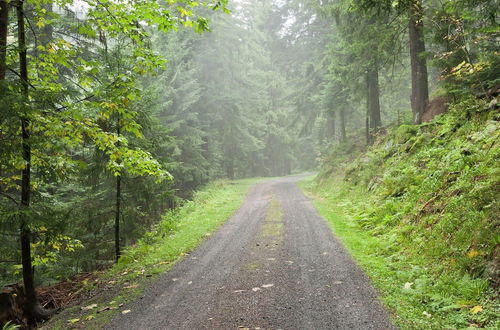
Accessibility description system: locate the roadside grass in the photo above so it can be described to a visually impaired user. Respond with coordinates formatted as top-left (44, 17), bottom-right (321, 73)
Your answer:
top-left (306, 98), bottom-right (499, 329)
top-left (300, 175), bottom-right (499, 329)
top-left (41, 178), bottom-right (261, 329)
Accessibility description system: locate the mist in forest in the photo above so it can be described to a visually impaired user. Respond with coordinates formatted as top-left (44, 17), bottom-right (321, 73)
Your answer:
top-left (0, 0), bottom-right (417, 290)
top-left (148, 0), bottom-right (415, 186)
top-left (2, 0), bottom-right (498, 323)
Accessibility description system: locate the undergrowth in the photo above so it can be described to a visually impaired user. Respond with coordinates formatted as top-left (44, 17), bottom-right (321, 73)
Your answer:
top-left (307, 97), bottom-right (499, 329)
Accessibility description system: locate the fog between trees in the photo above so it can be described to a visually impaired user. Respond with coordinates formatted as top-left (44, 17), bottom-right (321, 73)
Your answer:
top-left (0, 0), bottom-right (498, 322)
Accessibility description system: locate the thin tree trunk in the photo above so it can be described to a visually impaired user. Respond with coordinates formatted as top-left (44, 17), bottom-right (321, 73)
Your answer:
top-left (409, 0), bottom-right (429, 124)
top-left (318, 120), bottom-right (325, 145)
top-left (115, 118), bottom-right (121, 262)
top-left (16, 2), bottom-right (54, 321)
top-left (366, 61), bottom-right (381, 145)
top-left (0, 0), bottom-right (8, 80)
top-left (368, 61), bottom-right (381, 131)
top-left (115, 174), bottom-right (121, 261)
top-left (326, 112), bottom-right (335, 141)
top-left (365, 75), bottom-right (370, 145)
top-left (227, 156), bottom-right (234, 180)
top-left (284, 157), bottom-right (291, 175)
top-left (17, 0), bottom-right (37, 320)
top-left (339, 108), bottom-right (346, 142)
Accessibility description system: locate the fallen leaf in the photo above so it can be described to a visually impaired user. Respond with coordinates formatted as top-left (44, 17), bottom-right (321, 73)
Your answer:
top-left (467, 249), bottom-right (479, 258)
top-left (470, 305), bottom-right (483, 314)
top-left (68, 318), bottom-right (80, 324)
top-left (262, 284), bottom-right (274, 288)
top-left (403, 282), bottom-right (414, 290)
top-left (85, 315), bottom-right (95, 321)
top-left (122, 309), bottom-right (131, 314)
top-left (81, 303), bottom-right (97, 311)
top-left (422, 311), bottom-right (432, 318)
top-left (124, 284), bottom-right (139, 289)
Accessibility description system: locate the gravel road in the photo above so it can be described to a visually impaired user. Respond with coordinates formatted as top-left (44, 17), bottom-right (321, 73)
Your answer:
top-left (107, 175), bottom-right (394, 330)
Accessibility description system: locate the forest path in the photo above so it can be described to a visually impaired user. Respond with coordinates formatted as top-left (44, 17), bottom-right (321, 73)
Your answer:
top-left (107, 175), bottom-right (394, 330)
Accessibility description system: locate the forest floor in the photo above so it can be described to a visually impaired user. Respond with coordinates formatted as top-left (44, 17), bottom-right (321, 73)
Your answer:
top-left (102, 174), bottom-right (393, 330)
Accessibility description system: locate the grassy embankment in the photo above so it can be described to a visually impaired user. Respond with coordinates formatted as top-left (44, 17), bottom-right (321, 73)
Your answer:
top-left (43, 178), bottom-right (261, 329)
top-left (302, 98), bottom-right (499, 329)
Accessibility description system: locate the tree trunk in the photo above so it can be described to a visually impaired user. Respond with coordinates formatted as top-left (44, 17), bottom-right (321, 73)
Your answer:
top-left (283, 157), bottom-right (291, 175)
top-left (339, 108), bottom-right (346, 142)
top-left (365, 71), bottom-right (371, 145)
top-left (409, 0), bottom-right (429, 124)
top-left (368, 62), bottom-right (381, 131)
top-left (115, 174), bottom-right (121, 261)
top-left (17, 0), bottom-right (40, 321)
top-left (115, 119), bottom-right (121, 262)
top-left (226, 156), bottom-right (234, 180)
top-left (326, 112), bottom-right (335, 141)
top-left (366, 61), bottom-right (381, 145)
top-left (0, 0), bottom-right (8, 80)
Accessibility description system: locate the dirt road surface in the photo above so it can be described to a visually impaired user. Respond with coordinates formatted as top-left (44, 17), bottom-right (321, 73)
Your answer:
top-left (107, 175), bottom-right (394, 330)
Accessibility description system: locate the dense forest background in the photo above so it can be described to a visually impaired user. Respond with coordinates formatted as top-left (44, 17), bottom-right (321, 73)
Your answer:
top-left (0, 0), bottom-right (498, 324)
